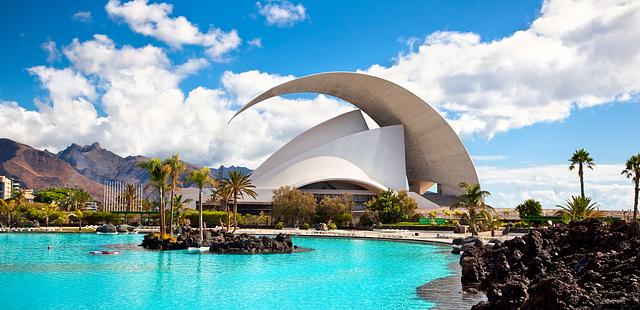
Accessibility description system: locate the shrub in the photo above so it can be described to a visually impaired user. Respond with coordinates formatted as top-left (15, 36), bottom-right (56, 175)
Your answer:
top-left (516, 199), bottom-right (543, 218)
top-left (274, 221), bottom-right (284, 230)
top-left (301, 223), bottom-right (310, 230)
top-left (317, 194), bottom-right (353, 227)
top-left (357, 212), bottom-right (376, 229)
top-left (272, 186), bottom-right (316, 227)
top-left (327, 221), bottom-right (337, 230)
top-left (184, 211), bottom-right (229, 227)
top-left (365, 190), bottom-right (417, 224)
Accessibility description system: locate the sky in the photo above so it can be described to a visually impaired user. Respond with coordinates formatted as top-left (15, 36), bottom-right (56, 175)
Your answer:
top-left (0, 0), bottom-right (639, 210)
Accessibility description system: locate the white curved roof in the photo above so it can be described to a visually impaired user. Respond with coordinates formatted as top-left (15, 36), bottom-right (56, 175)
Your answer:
top-left (252, 122), bottom-right (408, 192)
top-left (251, 109), bottom-right (369, 181)
top-left (231, 72), bottom-right (478, 195)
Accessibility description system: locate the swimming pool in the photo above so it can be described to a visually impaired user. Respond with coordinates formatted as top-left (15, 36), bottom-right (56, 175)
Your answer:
top-left (0, 233), bottom-right (456, 309)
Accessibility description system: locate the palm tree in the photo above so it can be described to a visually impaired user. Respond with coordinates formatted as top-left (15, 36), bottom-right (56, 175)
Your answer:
top-left (139, 158), bottom-right (171, 239)
top-left (215, 184), bottom-right (233, 230)
top-left (0, 199), bottom-right (16, 227)
top-left (450, 183), bottom-right (493, 236)
top-left (69, 210), bottom-right (84, 231)
top-left (219, 171), bottom-right (257, 233)
top-left (11, 189), bottom-right (26, 205)
top-left (622, 154), bottom-right (640, 222)
top-left (187, 167), bottom-right (215, 243)
top-left (569, 148), bottom-right (595, 198)
top-left (123, 184), bottom-right (138, 225)
top-left (42, 202), bottom-right (58, 227)
top-left (164, 154), bottom-right (186, 235)
top-left (172, 194), bottom-right (194, 228)
top-left (0, 199), bottom-right (8, 226)
top-left (556, 196), bottom-right (602, 221)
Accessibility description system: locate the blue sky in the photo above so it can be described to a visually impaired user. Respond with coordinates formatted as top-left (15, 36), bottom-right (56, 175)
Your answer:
top-left (1, 0), bottom-right (639, 209)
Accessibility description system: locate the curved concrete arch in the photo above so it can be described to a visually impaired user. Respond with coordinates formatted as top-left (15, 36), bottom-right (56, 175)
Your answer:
top-left (230, 72), bottom-right (478, 195)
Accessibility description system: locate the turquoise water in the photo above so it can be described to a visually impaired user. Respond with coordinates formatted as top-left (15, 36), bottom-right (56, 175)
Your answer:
top-left (0, 234), bottom-right (455, 309)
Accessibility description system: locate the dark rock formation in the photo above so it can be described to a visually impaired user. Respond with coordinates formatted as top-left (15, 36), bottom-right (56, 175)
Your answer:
top-left (140, 233), bottom-right (187, 250)
top-left (461, 220), bottom-right (640, 309)
top-left (140, 226), bottom-right (301, 254)
top-left (96, 224), bottom-right (116, 233)
top-left (208, 233), bottom-right (298, 254)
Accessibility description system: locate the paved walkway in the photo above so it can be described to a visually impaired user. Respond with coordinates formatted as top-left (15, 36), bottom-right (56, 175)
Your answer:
top-left (236, 228), bottom-right (523, 245)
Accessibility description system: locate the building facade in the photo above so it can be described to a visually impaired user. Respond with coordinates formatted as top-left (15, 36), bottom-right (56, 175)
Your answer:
top-left (0, 176), bottom-right (12, 200)
top-left (228, 72), bottom-right (479, 214)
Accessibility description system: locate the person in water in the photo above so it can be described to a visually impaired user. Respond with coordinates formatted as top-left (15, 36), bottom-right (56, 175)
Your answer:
top-left (48, 245), bottom-right (52, 251)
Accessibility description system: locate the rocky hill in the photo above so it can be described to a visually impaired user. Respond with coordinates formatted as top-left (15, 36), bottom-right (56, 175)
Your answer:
top-left (0, 139), bottom-right (104, 198)
top-left (0, 138), bottom-right (252, 200)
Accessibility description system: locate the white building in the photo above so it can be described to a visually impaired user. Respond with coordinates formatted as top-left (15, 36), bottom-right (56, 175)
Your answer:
top-left (228, 72), bottom-right (479, 213)
top-left (0, 176), bottom-right (11, 200)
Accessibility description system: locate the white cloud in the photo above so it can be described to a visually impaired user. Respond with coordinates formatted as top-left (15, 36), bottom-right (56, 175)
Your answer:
top-left (0, 35), bottom-right (350, 169)
top-left (364, 0), bottom-right (640, 138)
top-left (72, 11), bottom-right (93, 23)
top-left (40, 40), bottom-right (60, 63)
top-left (471, 155), bottom-right (508, 162)
top-left (105, 0), bottom-right (241, 60)
top-left (256, 0), bottom-right (307, 27)
top-left (477, 164), bottom-right (634, 210)
top-left (248, 38), bottom-right (263, 48)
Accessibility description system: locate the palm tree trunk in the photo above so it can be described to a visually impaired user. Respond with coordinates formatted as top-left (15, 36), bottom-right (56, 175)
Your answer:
top-left (579, 163), bottom-right (585, 198)
top-left (159, 189), bottom-right (166, 239)
top-left (634, 177), bottom-right (639, 222)
top-left (198, 188), bottom-right (204, 243)
top-left (470, 212), bottom-right (477, 236)
top-left (232, 196), bottom-right (238, 233)
top-left (169, 187), bottom-right (175, 235)
top-left (226, 204), bottom-right (231, 232)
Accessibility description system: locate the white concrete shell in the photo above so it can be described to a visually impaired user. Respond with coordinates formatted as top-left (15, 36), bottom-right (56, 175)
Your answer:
top-left (231, 72), bottom-right (478, 195)
top-left (251, 120), bottom-right (408, 192)
top-left (251, 109), bottom-right (369, 181)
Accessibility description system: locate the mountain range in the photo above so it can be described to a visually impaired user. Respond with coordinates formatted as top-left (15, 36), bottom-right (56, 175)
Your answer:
top-left (0, 138), bottom-right (251, 200)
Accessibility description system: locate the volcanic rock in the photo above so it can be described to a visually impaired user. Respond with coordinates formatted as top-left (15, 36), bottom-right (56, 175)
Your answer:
top-left (460, 219), bottom-right (640, 309)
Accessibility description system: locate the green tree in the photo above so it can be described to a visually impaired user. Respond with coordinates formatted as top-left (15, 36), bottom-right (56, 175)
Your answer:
top-left (0, 199), bottom-right (16, 226)
top-left (34, 188), bottom-right (70, 203)
top-left (41, 202), bottom-right (58, 227)
top-left (11, 189), bottom-right (26, 205)
top-left (219, 171), bottom-right (257, 233)
top-left (172, 194), bottom-right (194, 226)
top-left (515, 199), bottom-right (543, 218)
top-left (272, 186), bottom-right (316, 227)
top-left (164, 154), bottom-right (186, 235)
top-left (139, 158), bottom-right (171, 239)
top-left (622, 153), bottom-right (640, 222)
top-left (69, 210), bottom-right (85, 230)
top-left (397, 190), bottom-right (418, 220)
top-left (317, 193), bottom-right (353, 227)
top-left (123, 183), bottom-right (138, 224)
top-left (450, 183), bottom-right (493, 236)
top-left (556, 196), bottom-right (602, 221)
top-left (58, 189), bottom-right (91, 211)
top-left (365, 190), bottom-right (417, 224)
top-left (569, 148), bottom-right (595, 198)
top-left (187, 167), bottom-right (215, 242)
